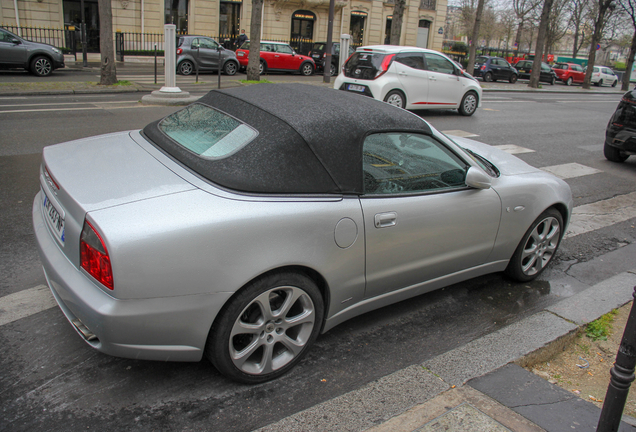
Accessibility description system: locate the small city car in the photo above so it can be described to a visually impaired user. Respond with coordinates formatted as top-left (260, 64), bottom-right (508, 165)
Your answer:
top-left (235, 41), bottom-right (315, 75)
top-left (553, 63), bottom-right (585, 85)
top-left (0, 27), bottom-right (65, 76)
top-left (33, 84), bottom-right (572, 384)
top-left (513, 60), bottom-right (557, 85)
top-left (176, 35), bottom-right (239, 76)
top-left (591, 66), bottom-right (618, 87)
top-left (473, 56), bottom-right (518, 83)
top-left (604, 89), bottom-right (636, 162)
top-left (309, 42), bottom-right (355, 76)
top-left (334, 46), bottom-right (483, 115)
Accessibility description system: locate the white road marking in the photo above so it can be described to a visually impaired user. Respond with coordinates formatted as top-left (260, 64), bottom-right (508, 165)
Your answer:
top-left (0, 107), bottom-right (102, 114)
top-left (442, 130), bottom-right (479, 138)
top-left (540, 162), bottom-right (602, 179)
top-left (566, 191), bottom-right (636, 238)
top-left (0, 285), bottom-right (56, 326)
top-left (0, 101), bottom-right (138, 108)
top-left (493, 144), bottom-right (535, 154)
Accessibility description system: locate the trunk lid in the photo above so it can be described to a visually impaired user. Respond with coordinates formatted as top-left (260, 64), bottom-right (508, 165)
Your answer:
top-left (38, 131), bottom-right (195, 268)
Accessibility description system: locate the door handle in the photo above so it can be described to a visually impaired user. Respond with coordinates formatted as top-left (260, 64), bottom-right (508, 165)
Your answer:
top-left (374, 212), bottom-right (397, 228)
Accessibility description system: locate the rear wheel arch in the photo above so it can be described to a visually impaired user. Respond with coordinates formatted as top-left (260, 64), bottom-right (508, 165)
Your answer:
top-left (207, 265), bottom-right (331, 337)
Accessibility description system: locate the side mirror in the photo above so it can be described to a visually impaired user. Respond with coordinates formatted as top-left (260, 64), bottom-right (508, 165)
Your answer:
top-left (11, 38), bottom-right (21, 45)
top-left (465, 166), bottom-right (492, 190)
top-left (292, 51), bottom-right (296, 56)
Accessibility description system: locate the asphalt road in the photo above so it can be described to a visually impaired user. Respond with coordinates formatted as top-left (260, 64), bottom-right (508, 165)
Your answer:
top-left (1, 89), bottom-right (635, 431)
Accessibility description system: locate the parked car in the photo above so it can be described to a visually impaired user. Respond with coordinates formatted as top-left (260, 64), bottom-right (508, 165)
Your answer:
top-left (604, 89), bottom-right (636, 162)
top-left (553, 63), bottom-right (585, 86)
top-left (235, 41), bottom-right (315, 75)
top-left (176, 35), bottom-right (239, 76)
top-left (309, 41), bottom-right (355, 76)
top-left (591, 66), bottom-right (618, 87)
top-left (33, 84), bottom-right (572, 384)
top-left (472, 56), bottom-right (518, 83)
top-left (0, 27), bottom-right (64, 76)
top-left (512, 60), bottom-right (557, 85)
top-left (334, 45), bottom-right (483, 115)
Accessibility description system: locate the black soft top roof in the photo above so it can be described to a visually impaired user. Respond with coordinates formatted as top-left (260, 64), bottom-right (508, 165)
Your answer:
top-left (143, 84), bottom-right (432, 194)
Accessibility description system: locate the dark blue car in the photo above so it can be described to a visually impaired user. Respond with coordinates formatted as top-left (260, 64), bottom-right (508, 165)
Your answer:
top-left (473, 56), bottom-right (518, 83)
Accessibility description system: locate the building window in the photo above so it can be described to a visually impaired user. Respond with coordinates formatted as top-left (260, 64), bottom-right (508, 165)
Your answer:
top-left (420, 0), bottom-right (436, 10)
top-left (165, 0), bottom-right (188, 33)
top-left (220, 1), bottom-right (241, 45)
top-left (63, 0), bottom-right (100, 52)
top-left (291, 10), bottom-right (315, 54)
top-left (350, 11), bottom-right (367, 47)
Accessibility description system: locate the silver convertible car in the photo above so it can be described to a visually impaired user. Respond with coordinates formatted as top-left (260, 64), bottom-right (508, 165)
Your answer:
top-left (33, 84), bottom-right (572, 383)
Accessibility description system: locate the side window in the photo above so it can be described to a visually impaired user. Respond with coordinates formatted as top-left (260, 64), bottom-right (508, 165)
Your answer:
top-left (362, 133), bottom-right (469, 195)
top-left (395, 52), bottom-right (425, 70)
top-left (200, 38), bottom-right (218, 49)
top-left (424, 53), bottom-right (455, 75)
top-left (191, 38), bottom-right (200, 48)
top-left (277, 44), bottom-right (293, 54)
top-left (261, 44), bottom-right (272, 52)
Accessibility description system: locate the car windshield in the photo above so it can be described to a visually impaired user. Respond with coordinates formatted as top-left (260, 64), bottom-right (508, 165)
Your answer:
top-left (343, 52), bottom-right (388, 79)
top-left (159, 104), bottom-right (258, 159)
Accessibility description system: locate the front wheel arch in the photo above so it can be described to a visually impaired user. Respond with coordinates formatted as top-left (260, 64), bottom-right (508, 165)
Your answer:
top-left (505, 207), bottom-right (564, 282)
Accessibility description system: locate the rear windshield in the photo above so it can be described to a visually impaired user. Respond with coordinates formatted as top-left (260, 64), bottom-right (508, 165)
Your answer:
top-left (475, 56), bottom-right (488, 64)
top-left (240, 41), bottom-right (251, 50)
top-left (613, 101), bottom-right (636, 129)
top-left (313, 43), bottom-right (326, 51)
top-left (344, 52), bottom-right (388, 79)
top-left (159, 104), bottom-right (258, 159)
top-left (554, 63), bottom-right (568, 69)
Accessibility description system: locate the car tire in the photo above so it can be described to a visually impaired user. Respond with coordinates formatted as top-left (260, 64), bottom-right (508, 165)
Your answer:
top-left (178, 61), bottom-right (194, 76)
top-left (550, 76), bottom-right (555, 85)
top-left (509, 74), bottom-right (517, 84)
top-left (330, 63), bottom-right (337, 76)
top-left (596, 79), bottom-right (603, 87)
top-left (505, 208), bottom-right (563, 282)
top-left (259, 60), bottom-right (266, 75)
top-left (224, 61), bottom-right (238, 76)
top-left (300, 62), bottom-right (314, 76)
top-left (206, 271), bottom-right (324, 384)
top-left (484, 72), bottom-right (493, 82)
top-left (604, 142), bottom-right (629, 163)
top-left (566, 77), bottom-right (573, 86)
top-left (384, 90), bottom-right (406, 108)
top-left (458, 91), bottom-right (478, 116)
top-left (30, 56), bottom-right (53, 77)
top-left (612, 79), bottom-right (617, 87)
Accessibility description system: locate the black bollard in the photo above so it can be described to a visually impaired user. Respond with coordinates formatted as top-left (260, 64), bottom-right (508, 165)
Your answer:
top-left (597, 287), bottom-right (636, 432)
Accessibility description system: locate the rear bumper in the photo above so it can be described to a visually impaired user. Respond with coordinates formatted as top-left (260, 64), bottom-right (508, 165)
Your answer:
top-left (606, 129), bottom-right (636, 153)
top-left (32, 191), bottom-right (233, 362)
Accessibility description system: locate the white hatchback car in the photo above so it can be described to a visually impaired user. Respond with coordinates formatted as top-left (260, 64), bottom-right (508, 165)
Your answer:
top-left (590, 66), bottom-right (618, 87)
top-left (334, 46), bottom-right (482, 116)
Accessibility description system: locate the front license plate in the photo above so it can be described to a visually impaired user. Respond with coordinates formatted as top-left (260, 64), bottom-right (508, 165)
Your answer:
top-left (347, 84), bottom-right (365, 92)
top-left (43, 190), bottom-right (65, 244)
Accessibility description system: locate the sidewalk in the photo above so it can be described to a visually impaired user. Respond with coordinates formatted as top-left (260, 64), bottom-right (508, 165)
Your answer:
top-left (255, 268), bottom-right (636, 432)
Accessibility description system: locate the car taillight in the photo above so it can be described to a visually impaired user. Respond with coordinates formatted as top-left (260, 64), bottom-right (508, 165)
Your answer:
top-left (176, 48), bottom-right (182, 55)
top-left (44, 165), bottom-right (59, 191)
top-left (323, 53), bottom-right (326, 58)
top-left (480, 65), bottom-right (486, 70)
top-left (80, 220), bottom-right (113, 290)
top-left (375, 54), bottom-right (395, 78)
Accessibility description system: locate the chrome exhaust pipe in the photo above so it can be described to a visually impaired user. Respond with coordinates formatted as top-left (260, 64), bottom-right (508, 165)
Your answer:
top-left (71, 318), bottom-right (98, 341)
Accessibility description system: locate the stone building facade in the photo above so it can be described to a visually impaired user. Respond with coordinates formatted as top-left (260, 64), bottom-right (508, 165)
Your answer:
top-left (1, 0), bottom-right (447, 51)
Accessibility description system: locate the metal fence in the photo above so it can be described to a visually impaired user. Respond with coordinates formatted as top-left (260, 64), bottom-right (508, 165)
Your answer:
top-left (1, 24), bottom-right (79, 54)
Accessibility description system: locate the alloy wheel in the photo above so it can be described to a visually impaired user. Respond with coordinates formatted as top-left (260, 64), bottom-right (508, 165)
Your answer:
top-left (519, 216), bottom-right (561, 277)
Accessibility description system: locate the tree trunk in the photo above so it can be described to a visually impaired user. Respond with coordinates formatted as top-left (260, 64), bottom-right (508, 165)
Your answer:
top-left (572, 24), bottom-right (580, 58)
top-left (390, 0), bottom-right (406, 45)
top-left (246, 0), bottom-right (264, 81)
top-left (515, 20), bottom-right (524, 52)
top-left (623, 29), bottom-right (636, 91)
top-left (98, 0), bottom-right (117, 85)
top-left (583, 0), bottom-right (613, 89)
top-left (466, 0), bottom-right (486, 76)
top-left (528, 0), bottom-right (553, 88)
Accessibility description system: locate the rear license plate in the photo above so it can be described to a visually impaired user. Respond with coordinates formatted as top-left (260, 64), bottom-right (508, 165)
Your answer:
top-left (43, 189), bottom-right (65, 244)
top-left (347, 84), bottom-right (365, 92)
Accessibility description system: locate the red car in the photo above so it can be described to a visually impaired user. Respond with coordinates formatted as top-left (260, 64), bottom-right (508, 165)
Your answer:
top-left (236, 41), bottom-right (315, 76)
top-left (553, 63), bottom-right (586, 86)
